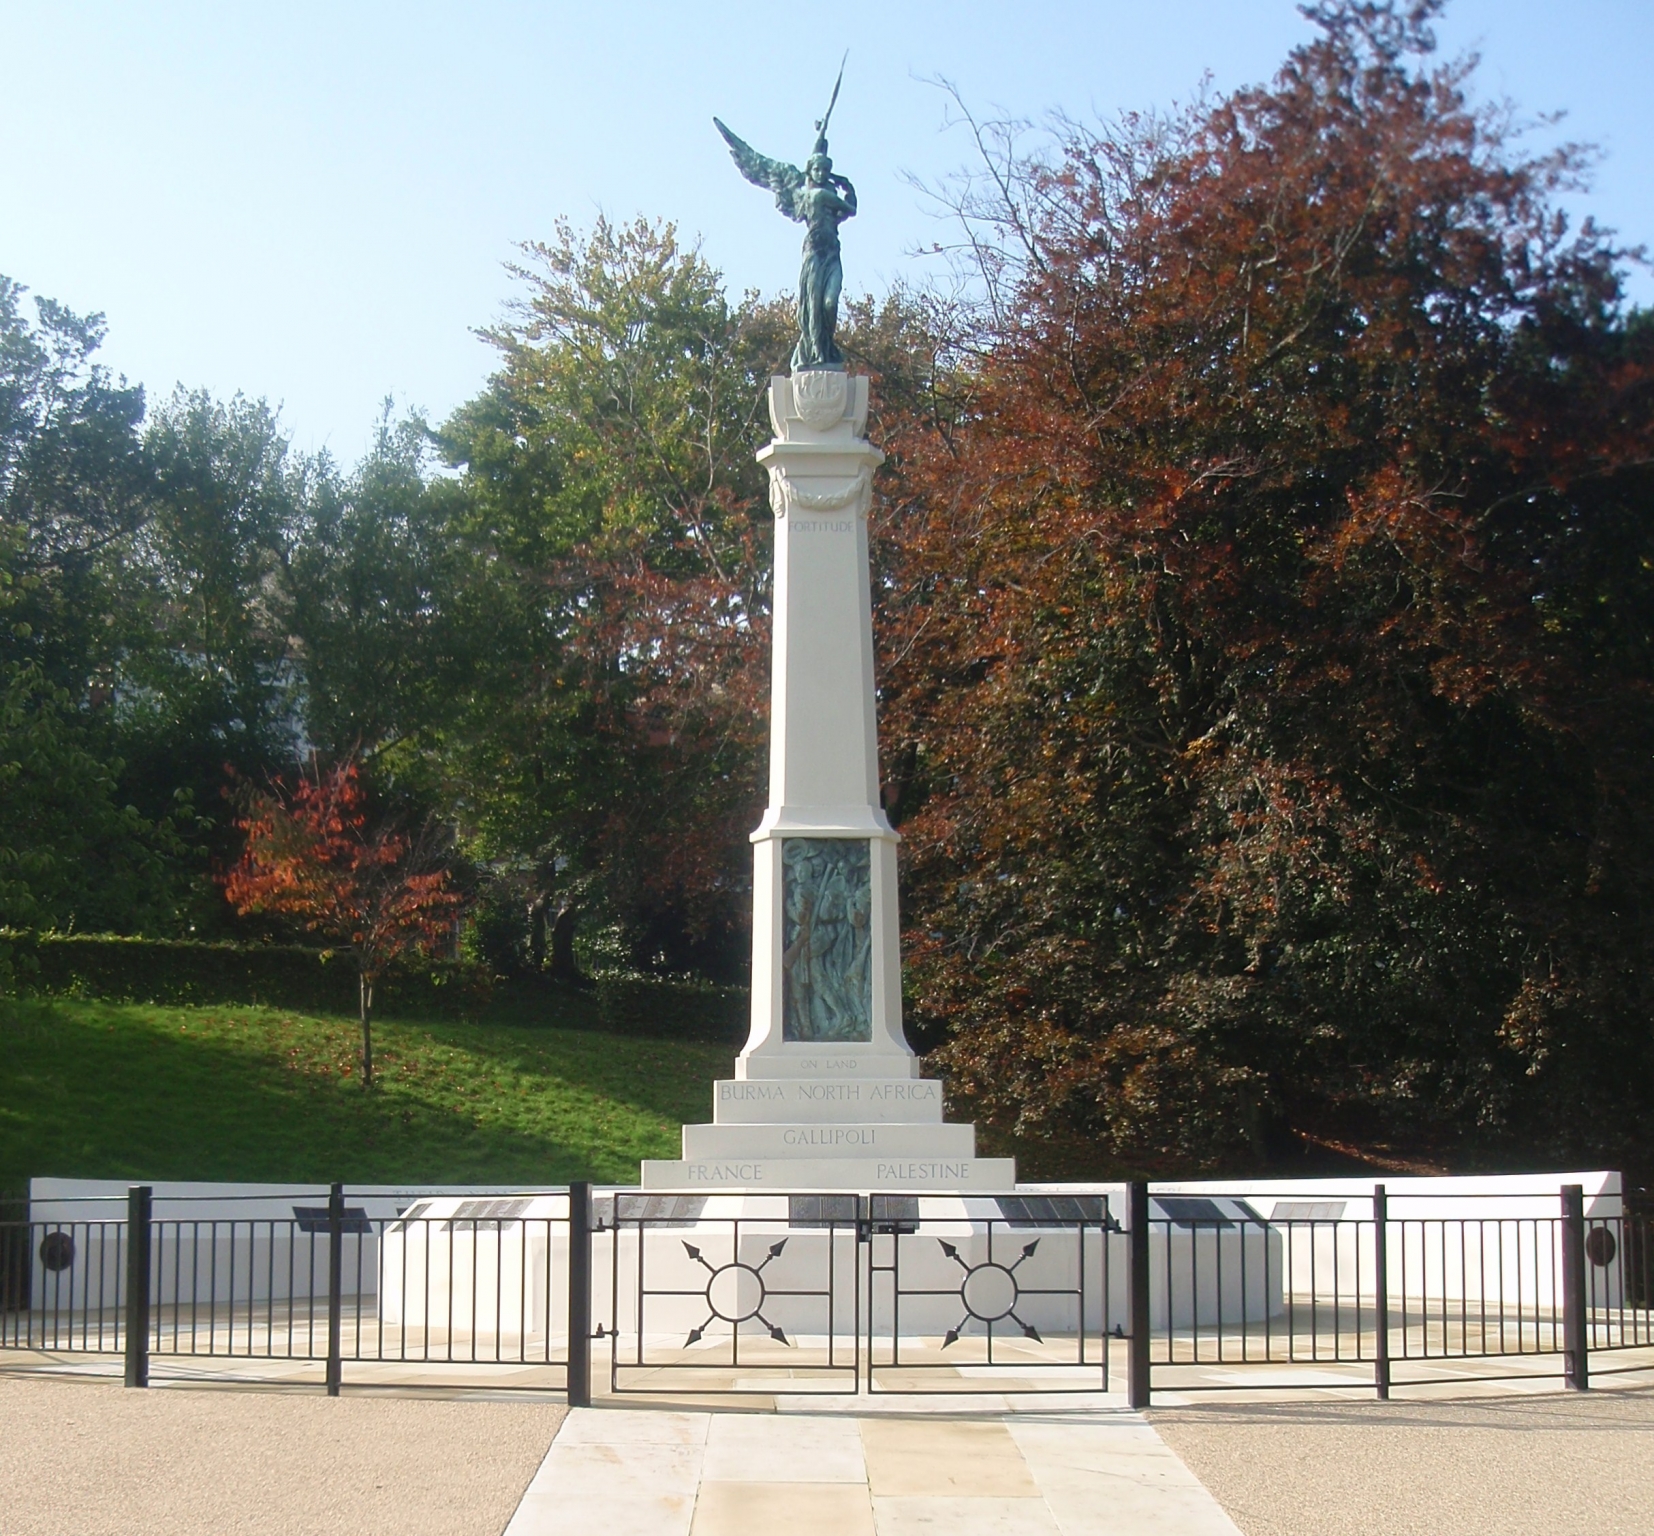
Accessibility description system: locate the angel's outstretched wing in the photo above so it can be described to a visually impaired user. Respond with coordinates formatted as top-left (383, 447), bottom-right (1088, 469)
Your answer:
top-left (714, 118), bottom-right (806, 222)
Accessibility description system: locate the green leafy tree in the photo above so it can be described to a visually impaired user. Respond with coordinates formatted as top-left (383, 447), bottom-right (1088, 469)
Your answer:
top-left (434, 218), bottom-right (790, 974)
top-left (0, 276), bottom-right (151, 696)
top-left (0, 661), bottom-right (185, 936)
top-left (286, 406), bottom-right (465, 761)
top-left (136, 388), bottom-right (307, 754)
top-left (0, 281), bottom-right (192, 941)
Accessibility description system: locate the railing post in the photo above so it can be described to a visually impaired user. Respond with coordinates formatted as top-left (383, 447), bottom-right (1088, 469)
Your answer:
top-left (123, 1185), bottom-right (152, 1389)
top-left (325, 1182), bottom-right (344, 1397)
top-left (566, 1181), bottom-right (592, 1408)
top-left (1127, 1180), bottom-right (1151, 1409)
top-left (1373, 1183), bottom-right (1390, 1400)
top-left (1561, 1183), bottom-right (1589, 1391)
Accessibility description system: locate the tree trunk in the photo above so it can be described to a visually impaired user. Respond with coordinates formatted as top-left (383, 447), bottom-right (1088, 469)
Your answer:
top-left (527, 895), bottom-right (548, 969)
top-left (549, 901), bottom-right (582, 982)
top-left (359, 971), bottom-right (374, 1090)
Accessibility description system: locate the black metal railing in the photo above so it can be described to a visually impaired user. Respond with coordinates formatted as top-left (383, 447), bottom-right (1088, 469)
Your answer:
top-left (3, 1180), bottom-right (1648, 1404)
top-left (2, 1185), bottom-right (581, 1398)
top-left (1582, 1204), bottom-right (1654, 1379)
top-left (1126, 1182), bottom-right (1654, 1403)
top-left (2, 1195), bottom-right (130, 1356)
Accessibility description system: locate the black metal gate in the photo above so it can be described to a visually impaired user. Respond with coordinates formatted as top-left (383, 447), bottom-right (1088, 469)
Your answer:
top-left (604, 1191), bottom-right (1119, 1396)
top-left (605, 1193), bottom-right (861, 1395)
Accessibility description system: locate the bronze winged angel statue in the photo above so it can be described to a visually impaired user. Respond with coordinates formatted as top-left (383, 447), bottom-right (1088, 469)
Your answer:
top-left (715, 70), bottom-right (856, 371)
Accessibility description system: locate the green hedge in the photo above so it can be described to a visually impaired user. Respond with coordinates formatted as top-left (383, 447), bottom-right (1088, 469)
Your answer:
top-left (565, 975), bottom-right (747, 1045)
top-left (2, 931), bottom-right (486, 1016)
top-left (0, 931), bottom-right (748, 1045)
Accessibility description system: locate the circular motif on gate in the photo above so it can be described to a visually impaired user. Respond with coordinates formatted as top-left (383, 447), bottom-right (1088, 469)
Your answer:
top-left (1585, 1227), bottom-right (1617, 1267)
top-left (39, 1231), bottom-right (75, 1272)
top-left (706, 1262), bottom-right (767, 1323)
top-left (960, 1261), bottom-right (1019, 1323)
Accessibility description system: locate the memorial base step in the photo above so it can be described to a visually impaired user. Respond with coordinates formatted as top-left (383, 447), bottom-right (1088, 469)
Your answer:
top-left (735, 1051), bottom-right (922, 1081)
top-left (711, 1077), bottom-right (944, 1124)
top-left (682, 1120), bottom-right (974, 1159)
top-left (638, 1155), bottom-right (1017, 1191)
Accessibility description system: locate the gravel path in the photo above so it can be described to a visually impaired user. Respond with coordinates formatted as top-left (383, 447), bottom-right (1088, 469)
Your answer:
top-left (1151, 1389), bottom-right (1654, 1536)
top-left (0, 1374), bottom-right (564, 1536)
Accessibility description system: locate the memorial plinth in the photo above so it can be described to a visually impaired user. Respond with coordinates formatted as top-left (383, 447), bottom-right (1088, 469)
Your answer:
top-left (642, 371), bottom-right (1015, 1192)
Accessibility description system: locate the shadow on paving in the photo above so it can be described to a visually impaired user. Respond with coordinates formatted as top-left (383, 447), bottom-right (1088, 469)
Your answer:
top-left (1155, 1387), bottom-right (1654, 1433)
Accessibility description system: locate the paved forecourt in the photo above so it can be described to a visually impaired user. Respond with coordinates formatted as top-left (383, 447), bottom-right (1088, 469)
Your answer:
top-left (504, 1398), bottom-right (1242, 1536)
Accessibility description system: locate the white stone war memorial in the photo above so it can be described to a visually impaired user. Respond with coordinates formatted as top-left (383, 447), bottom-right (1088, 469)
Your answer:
top-left (641, 370), bottom-right (1013, 1192)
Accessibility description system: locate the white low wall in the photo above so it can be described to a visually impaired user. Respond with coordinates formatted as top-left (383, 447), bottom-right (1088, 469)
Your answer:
top-left (26, 1180), bottom-right (510, 1314)
top-left (1157, 1172), bottom-right (1623, 1315)
top-left (373, 1190), bottom-right (1280, 1342)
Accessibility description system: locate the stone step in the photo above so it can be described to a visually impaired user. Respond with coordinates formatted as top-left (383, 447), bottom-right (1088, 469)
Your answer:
top-left (712, 1077), bottom-right (944, 1124)
top-left (682, 1121), bottom-right (974, 1159)
top-left (638, 1156), bottom-right (1018, 1192)
top-left (735, 1051), bottom-right (922, 1081)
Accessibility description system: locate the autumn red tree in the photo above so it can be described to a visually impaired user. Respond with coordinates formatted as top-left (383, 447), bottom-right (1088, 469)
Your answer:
top-left (225, 758), bottom-right (461, 1088)
top-left (872, 1), bottom-right (1654, 1174)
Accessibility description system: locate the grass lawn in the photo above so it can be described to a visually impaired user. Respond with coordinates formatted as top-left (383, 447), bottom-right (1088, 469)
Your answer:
top-left (0, 996), bottom-right (733, 1193)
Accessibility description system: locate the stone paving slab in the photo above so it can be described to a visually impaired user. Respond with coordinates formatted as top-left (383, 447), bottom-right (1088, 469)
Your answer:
top-left (692, 1481), bottom-right (875, 1534)
top-left (701, 1410), bottom-right (866, 1482)
top-left (862, 1417), bottom-right (1042, 1497)
top-left (503, 1404), bottom-right (1243, 1536)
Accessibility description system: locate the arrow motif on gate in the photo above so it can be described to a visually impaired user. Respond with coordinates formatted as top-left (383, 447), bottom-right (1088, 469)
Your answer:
top-left (938, 1238), bottom-right (1044, 1348)
top-left (682, 1238), bottom-right (793, 1347)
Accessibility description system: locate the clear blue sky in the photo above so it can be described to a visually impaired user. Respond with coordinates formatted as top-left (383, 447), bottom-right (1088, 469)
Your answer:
top-left (2, 1), bottom-right (1648, 461)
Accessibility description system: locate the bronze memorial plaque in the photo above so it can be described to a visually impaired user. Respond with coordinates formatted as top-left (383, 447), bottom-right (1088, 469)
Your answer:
top-left (781, 837), bottom-right (872, 1042)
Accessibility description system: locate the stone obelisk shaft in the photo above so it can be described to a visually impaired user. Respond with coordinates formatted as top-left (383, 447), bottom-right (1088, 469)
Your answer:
top-left (742, 370), bottom-right (911, 1077)
top-left (639, 371), bottom-right (1014, 1190)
